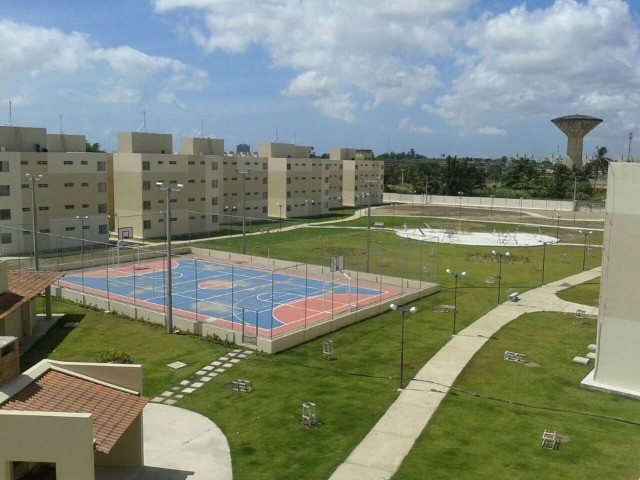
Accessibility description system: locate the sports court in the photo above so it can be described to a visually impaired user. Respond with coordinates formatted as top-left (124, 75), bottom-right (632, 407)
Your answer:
top-left (59, 256), bottom-right (400, 338)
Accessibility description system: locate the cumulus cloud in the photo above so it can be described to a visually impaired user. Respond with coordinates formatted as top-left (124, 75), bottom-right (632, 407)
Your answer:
top-left (0, 18), bottom-right (207, 107)
top-left (399, 117), bottom-right (435, 135)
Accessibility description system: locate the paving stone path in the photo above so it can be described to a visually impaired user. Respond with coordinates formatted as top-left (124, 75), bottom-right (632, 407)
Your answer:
top-left (150, 348), bottom-right (254, 405)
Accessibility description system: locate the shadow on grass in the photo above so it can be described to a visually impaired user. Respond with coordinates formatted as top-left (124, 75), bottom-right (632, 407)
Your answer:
top-left (20, 314), bottom-right (85, 372)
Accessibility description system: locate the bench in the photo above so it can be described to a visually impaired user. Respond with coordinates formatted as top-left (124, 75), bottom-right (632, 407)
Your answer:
top-left (484, 276), bottom-right (496, 284)
top-left (373, 222), bottom-right (385, 227)
top-left (506, 289), bottom-right (520, 302)
top-left (504, 351), bottom-right (526, 363)
top-left (232, 379), bottom-right (253, 393)
top-left (440, 304), bottom-right (455, 313)
top-left (541, 430), bottom-right (559, 449)
top-left (260, 227), bottom-right (271, 233)
top-left (573, 309), bottom-right (586, 325)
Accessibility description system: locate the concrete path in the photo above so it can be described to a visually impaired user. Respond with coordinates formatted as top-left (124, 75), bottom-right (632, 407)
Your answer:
top-left (96, 403), bottom-right (232, 480)
top-left (330, 267), bottom-right (601, 480)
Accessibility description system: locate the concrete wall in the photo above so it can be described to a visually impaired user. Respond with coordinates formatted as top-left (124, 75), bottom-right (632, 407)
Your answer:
top-left (180, 137), bottom-right (224, 156)
top-left (384, 192), bottom-right (575, 212)
top-left (0, 411), bottom-right (95, 480)
top-left (592, 163), bottom-right (640, 392)
top-left (118, 132), bottom-right (172, 154)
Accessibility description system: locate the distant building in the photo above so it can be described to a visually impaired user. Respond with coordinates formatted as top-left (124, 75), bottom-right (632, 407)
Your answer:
top-left (236, 143), bottom-right (250, 154)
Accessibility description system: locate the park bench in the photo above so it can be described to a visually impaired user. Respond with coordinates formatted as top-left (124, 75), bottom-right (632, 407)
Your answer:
top-left (484, 276), bottom-right (496, 284)
top-left (541, 430), bottom-right (559, 449)
top-left (504, 351), bottom-right (526, 363)
top-left (573, 309), bottom-right (586, 325)
top-left (373, 222), bottom-right (385, 227)
top-left (440, 304), bottom-right (455, 313)
top-left (506, 289), bottom-right (520, 302)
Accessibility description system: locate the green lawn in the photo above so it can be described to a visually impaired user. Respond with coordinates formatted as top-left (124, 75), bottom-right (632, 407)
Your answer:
top-left (556, 278), bottom-right (601, 307)
top-left (393, 312), bottom-right (640, 479)
top-left (23, 214), bottom-right (614, 479)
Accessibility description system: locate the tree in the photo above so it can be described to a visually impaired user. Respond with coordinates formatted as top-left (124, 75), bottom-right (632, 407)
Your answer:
top-left (86, 142), bottom-right (105, 153)
top-left (588, 146), bottom-right (611, 187)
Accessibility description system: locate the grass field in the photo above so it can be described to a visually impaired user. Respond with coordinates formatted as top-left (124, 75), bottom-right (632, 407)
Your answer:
top-left (21, 209), bottom-right (621, 480)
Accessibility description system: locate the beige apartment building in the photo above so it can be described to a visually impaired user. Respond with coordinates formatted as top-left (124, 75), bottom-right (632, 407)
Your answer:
top-left (331, 148), bottom-right (384, 207)
top-left (0, 126), bottom-right (110, 257)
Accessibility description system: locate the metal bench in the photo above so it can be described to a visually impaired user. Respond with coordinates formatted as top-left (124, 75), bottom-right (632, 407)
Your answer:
top-left (504, 351), bottom-right (526, 363)
top-left (541, 430), bottom-right (559, 449)
top-left (506, 289), bottom-right (520, 302)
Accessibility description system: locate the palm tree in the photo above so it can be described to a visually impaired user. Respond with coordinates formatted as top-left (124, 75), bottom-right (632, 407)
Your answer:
top-left (589, 146), bottom-right (611, 187)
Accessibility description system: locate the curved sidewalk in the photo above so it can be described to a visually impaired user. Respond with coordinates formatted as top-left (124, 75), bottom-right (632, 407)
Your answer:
top-left (330, 267), bottom-right (601, 480)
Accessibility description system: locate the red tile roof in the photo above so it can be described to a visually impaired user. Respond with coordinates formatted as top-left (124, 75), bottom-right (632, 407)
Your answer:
top-left (0, 271), bottom-right (63, 320)
top-left (1, 369), bottom-right (148, 453)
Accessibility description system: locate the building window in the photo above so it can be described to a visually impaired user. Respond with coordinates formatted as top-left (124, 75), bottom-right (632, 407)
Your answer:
top-left (37, 183), bottom-right (48, 188)
top-left (38, 206), bottom-right (49, 211)
top-left (65, 226), bottom-right (75, 232)
top-left (20, 160), bottom-right (28, 165)
top-left (212, 162), bottom-right (219, 170)
top-left (22, 207), bottom-right (29, 212)
top-left (188, 160), bottom-right (195, 165)
top-left (64, 182), bottom-right (74, 188)
top-left (143, 201), bottom-right (151, 211)
top-left (211, 214), bottom-right (219, 223)
top-left (21, 184), bottom-right (28, 189)
top-left (97, 161), bottom-right (106, 171)
top-left (143, 220), bottom-right (151, 230)
top-left (212, 197), bottom-right (219, 206)
top-left (0, 185), bottom-right (9, 196)
top-left (188, 179), bottom-right (195, 184)
top-left (65, 205), bottom-right (74, 210)
top-left (98, 224), bottom-right (108, 235)
top-left (98, 182), bottom-right (107, 193)
top-left (142, 161), bottom-right (150, 171)
top-left (0, 161), bottom-right (9, 172)
top-left (64, 160), bottom-right (74, 165)
top-left (81, 160), bottom-right (88, 165)
top-left (81, 182), bottom-right (89, 187)
top-left (98, 204), bottom-right (107, 214)
top-left (142, 181), bottom-right (151, 191)
top-left (169, 160), bottom-right (177, 165)
top-left (82, 204), bottom-right (89, 208)
top-left (0, 233), bottom-right (11, 244)
top-left (37, 160), bottom-right (47, 165)
top-left (211, 179), bottom-right (218, 188)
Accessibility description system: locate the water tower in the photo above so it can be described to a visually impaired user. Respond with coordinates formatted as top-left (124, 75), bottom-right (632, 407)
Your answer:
top-left (551, 114), bottom-right (603, 169)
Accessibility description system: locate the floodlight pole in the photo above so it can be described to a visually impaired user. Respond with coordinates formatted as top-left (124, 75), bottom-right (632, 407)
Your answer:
top-left (579, 230), bottom-right (593, 271)
top-left (541, 242), bottom-right (547, 285)
top-left (390, 303), bottom-right (417, 390)
top-left (305, 198), bottom-right (314, 226)
top-left (490, 194), bottom-right (495, 215)
top-left (338, 196), bottom-right (343, 222)
top-left (446, 268), bottom-right (466, 335)
top-left (457, 191), bottom-right (464, 231)
top-left (555, 214), bottom-right (561, 242)
top-left (76, 215), bottom-right (89, 300)
top-left (25, 173), bottom-right (43, 270)
top-left (156, 181), bottom-right (183, 333)
top-left (391, 203), bottom-right (396, 230)
top-left (277, 202), bottom-right (283, 231)
top-left (366, 178), bottom-right (380, 273)
top-left (236, 170), bottom-right (250, 255)
top-left (492, 250), bottom-right (510, 305)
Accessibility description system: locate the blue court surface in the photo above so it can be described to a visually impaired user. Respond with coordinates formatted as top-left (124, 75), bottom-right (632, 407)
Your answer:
top-left (59, 257), bottom-right (397, 334)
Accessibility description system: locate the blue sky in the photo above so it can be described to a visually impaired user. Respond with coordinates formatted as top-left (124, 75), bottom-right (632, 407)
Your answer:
top-left (1, 0), bottom-right (639, 159)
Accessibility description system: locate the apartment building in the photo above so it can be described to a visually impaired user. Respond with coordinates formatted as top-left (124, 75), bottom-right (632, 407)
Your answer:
top-left (0, 126), bottom-right (110, 257)
top-left (330, 148), bottom-right (384, 207)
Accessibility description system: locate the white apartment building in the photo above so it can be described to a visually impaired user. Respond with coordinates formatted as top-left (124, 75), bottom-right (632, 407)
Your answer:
top-left (0, 126), bottom-right (110, 257)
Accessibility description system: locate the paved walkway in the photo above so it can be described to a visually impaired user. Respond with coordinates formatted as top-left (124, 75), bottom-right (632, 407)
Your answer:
top-left (330, 267), bottom-right (601, 480)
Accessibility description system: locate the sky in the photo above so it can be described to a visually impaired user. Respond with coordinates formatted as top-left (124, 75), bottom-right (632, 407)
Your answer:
top-left (1, 0), bottom-right (639, 160)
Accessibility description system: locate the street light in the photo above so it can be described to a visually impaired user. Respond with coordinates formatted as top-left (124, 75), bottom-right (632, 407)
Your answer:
top-left (224, 205), bottom-right (236, 237)
top-left (492, 249), bottom-right (510, 305)
top-left (555, 214), bottom-right (561, 242)
top-left (541, 242), bottom-right (547, 285)
top-left (391, 203), bottom-right (397, 230)
top-left (519, 197), bottom-right (523, 221)
top-left (579, 230), bottom-right (593, 271)
top-left (366, 178), bottom-right (380, 273)
top-left (25, 173), bottom-right (43, 270)
top-left (156, 181), bottom-right (183, 334)
top-left (276, 202), bottom-right (283, 231)
top-left (338, 196), bottom-right (344, 222)
top-left (305, 199), bottom-right (315, 225)
top-left (76, 215), bottom-right (89, 299)
top-left (490, 194), bottom-right (495, 215)
top-left (457, 191), bottom-right (464, 231)
top-left (445, 268), bottom-right (467, 335)
top-left (236, 169), bottom-right (250, 255)
top-left (390, 303), bottom-right (417, 390)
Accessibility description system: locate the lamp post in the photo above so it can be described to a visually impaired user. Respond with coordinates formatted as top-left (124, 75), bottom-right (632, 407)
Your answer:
top-left (25, 173), bottom-right (43, 270)
top-left (555, 214), bottom-right (561, 242)
top-left (305, 199), bottom-right (315, 225)
top-left (492, 249), bottom-right (510, 305)
top-left (457, 191), bottom-right (464, 231)
top-left (76, 215), bottom-right (89, 298)
top-left (541, 242), bottom-right (547, 285)
top-left (445, 268), bottom-right (466, 335)
top-left (519, 197), bottom-right (523, 221)
top-left (276, 202), bottom-right (283, 231)
top-left (365, 178), bottom-right (380, 273)
top-left (390, 303), bottom-right (417, 390)
top-left (224, 205), bottom-right (236, 237)
top-left (579, 230), bottom-right (593, 271)
top-left (156, 181), bottom-right (183, 334)
top-left (236, 169), bottom-right (250, 255)
top-left (573, 175), bottom-right (577, 222)
top-left (490, 194), bottom-right (495, 216)
top-left (391, 203), bottom-right (396, 230)
top-left (338, 196), bottom-right (344, 222)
